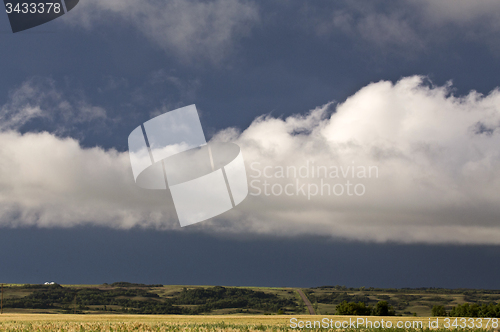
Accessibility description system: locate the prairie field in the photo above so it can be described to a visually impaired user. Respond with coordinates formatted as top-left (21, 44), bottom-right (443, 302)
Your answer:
top-left (2, 284), bottom-right (500, 331)
top-left (3, 283), bottom-right (500, 317)
top-left (0, 314), bottom-right (496, 332)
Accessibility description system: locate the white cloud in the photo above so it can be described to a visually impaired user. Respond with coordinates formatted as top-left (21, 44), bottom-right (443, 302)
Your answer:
top-left (65, 0), bottom-right (259, 62)
top-left (0, 131), bottom-right (177, 229)
top-left (210, 76), bottom-right (500, 244)
top-left (3, 76), bottom-right (500, 244)
top-left (0, 78), bottom-right (107, 134)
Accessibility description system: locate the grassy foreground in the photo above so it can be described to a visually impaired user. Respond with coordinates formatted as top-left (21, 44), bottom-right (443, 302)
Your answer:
top-left (0, 315), bottom-right (497, 332)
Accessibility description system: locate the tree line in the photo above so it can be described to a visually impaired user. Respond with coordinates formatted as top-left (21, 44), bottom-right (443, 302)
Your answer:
top-left (335, 301), bottom-right (395, 316)
top-left (4, 284), bottom-right (297, 314)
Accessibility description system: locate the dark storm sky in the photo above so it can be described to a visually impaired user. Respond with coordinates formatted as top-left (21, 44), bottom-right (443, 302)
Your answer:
top-left (1, 0), bottom-right (500, 288)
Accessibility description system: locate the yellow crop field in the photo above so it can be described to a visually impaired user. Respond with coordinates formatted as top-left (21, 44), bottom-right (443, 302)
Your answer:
top-left (0, 314), bottom-right (494, 332)
top-left (0, 314), bottom-right (287, 332)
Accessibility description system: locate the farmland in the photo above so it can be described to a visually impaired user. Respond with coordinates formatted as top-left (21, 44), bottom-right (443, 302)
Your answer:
top-left (305, 286), bottom-right (500, 317)
top-left (0, 283), bottom-right (304, 315)
top-left (0, 314), bottom-right (499, 332)
top-left (1, 283), bottom-right (500, 317)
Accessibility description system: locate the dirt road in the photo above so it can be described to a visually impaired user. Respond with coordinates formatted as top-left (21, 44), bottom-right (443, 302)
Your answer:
top-left (296, 289), bottom-right (315, 315)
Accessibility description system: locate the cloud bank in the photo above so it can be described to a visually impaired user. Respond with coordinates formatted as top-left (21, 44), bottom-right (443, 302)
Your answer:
top-left (2, 76), bottom-right (500, 244)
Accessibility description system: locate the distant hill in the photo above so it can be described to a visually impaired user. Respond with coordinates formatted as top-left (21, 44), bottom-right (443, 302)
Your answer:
top-left (0, 284), bottom-right (301, 315)
top-left (2, 283), bottom-right (500, 317)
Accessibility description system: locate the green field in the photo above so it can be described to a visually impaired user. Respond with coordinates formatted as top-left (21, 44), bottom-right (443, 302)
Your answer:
top-left (0, 283), bottom-right (306, 315)
top-left (1, 283), bottom-right (500, 317)
top-left (305, 286), bottom-right (500, 317)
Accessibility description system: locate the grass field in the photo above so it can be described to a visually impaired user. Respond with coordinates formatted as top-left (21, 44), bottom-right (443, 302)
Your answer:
top-left (0, 284), bottom-right (306, 315)
top-left (305, 287), bottom-right (500, 316)
top-left (0, 314), bottom-right (498, 331)
top-left (2, 283), bottom-right (500, 318)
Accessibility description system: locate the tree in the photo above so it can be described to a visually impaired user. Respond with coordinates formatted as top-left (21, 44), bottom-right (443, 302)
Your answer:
top-left (432, 305), bottom-right (447, 317)
top-left (336, 301), bottom-right (372, 315)
top-left (372, 301), bottom-right (395, 316)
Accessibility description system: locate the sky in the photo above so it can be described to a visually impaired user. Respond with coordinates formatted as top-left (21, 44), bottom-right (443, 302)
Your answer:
top-left (1, 0), bottom-right (500, 288)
